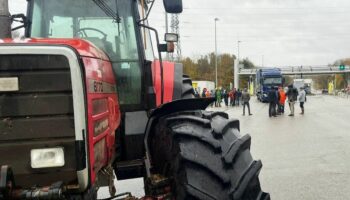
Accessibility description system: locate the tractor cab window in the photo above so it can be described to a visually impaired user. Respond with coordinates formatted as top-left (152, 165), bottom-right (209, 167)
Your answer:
top-left (30, 0), bottom-right (142, 107)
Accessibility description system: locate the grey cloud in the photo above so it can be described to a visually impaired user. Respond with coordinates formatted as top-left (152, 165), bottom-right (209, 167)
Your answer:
top-left (9, 0), bottom-right (350, 66)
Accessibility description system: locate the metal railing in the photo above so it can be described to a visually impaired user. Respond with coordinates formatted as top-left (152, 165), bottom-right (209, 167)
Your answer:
top-left (238, 65), bottom-right (350, 75)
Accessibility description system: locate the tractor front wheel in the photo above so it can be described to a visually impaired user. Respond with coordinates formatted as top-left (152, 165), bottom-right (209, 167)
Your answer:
top-left (150, 111), bottom-right (269, 200)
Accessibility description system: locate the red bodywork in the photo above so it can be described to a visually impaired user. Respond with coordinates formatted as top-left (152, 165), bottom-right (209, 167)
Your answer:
top-left (0, 38), bottom-right (121, 184)
top-left (152, 60), bottom-right (176, 106)
top-left (83, 56), bottom-right (120, 183)
top-left (0, 38), bottom-right (180, 187)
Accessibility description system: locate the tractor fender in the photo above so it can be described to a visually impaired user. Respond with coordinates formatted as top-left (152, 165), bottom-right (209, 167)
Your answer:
top-left (144, 97), bottom-right (215, 177)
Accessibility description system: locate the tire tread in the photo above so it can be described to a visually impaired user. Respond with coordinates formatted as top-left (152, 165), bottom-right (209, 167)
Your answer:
top-left (150, 111), bottom-right (269, 200)
top-left (182, 75), bottom-right (195, 99)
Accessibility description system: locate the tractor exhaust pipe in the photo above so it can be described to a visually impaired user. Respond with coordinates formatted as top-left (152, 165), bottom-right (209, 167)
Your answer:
top-left (0, 0), bottom-right (11, 38)
top-left (11, 182), bottom-right (65, 200)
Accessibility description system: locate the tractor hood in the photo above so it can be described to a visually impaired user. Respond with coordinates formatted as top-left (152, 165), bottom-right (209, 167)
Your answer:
top-left (0, 38), bottom-right (110, 61)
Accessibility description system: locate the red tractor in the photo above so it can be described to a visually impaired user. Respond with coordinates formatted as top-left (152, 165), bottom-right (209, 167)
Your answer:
top-left (0, 0), bottom-right (269, 199)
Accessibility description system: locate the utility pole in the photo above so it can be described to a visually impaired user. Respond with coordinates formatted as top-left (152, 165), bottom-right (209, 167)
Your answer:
top-left (165, 12), bottom-right (169, 60)
top-left (0, 0), bottom-right (11, 38)
top-left (214, 18), bottom-right (219, 88)
top-left (170, 14), bottom-right (181, 61)
top-left (237, 41), bottom-right (241, 63)
top-left (334, 74), bottom-right (337, 92)
top-left (234, 41), bottom-right (241, 89)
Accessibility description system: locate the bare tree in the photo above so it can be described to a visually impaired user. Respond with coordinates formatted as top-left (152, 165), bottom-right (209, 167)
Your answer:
top-left (0, 0), bottom-right (11, 38)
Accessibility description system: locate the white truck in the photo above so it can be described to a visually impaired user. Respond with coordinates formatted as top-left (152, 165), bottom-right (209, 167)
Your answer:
top-left (293, 79), bottom-right (313, 94)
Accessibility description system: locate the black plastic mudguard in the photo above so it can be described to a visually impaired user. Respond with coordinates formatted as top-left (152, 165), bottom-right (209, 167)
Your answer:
top-left (149, 97), bottom-right (214, 118)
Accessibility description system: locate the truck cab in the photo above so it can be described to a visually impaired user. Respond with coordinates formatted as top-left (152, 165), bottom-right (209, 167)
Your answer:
top-left (256, 68), bottom-right (283, 102)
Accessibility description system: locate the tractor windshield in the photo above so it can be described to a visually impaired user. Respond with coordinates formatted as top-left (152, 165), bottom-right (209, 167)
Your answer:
top-left (30, 0), bottom-right (142, 107)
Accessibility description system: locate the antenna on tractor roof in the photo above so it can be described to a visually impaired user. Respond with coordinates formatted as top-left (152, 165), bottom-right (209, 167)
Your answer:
top-left (92, 0), bottom-right (121, 23)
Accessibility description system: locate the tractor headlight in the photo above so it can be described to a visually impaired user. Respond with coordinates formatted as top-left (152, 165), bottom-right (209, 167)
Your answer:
top-left (31, 147), bottom-right (65, 168)
top-left (263, 93), bottom-right (268, 97)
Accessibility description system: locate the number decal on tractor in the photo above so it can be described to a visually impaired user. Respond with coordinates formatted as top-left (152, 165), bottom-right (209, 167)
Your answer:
top-left (94, 81), bottom-right (103, 93)
top-left (89, 79), bottom-right (116, 94)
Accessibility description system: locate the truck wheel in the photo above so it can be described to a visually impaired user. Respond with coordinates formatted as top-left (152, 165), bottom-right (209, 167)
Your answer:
top-left (150, 111), bottom-right (269, 200)
top-left (182, 74), bottom-right (194, 99)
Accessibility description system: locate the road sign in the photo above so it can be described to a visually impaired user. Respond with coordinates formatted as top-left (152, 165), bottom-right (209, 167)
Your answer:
top-left (339, 65), bottom-right (345, 70)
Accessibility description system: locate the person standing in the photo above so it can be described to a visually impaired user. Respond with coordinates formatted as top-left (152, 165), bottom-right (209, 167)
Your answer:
top-left (202, 88), bottom-right (207, 98)
top-left (299, 87), bottom-right (306, 114)
top-left (210, 90), bottom-right (216, 107)
top-left (286, 84), bottom-right (298, 116)
top-left (268, 87), bottom-right (278, 117)
top-left (205, 89), bottom-right (211, 98)
top-left (278, 87), bottom-right (286, 114)
top-left (229, 89), bottom-right (234, 106)
top-left (236, 89), bottom-right (242, 106)
top-left (194, 88), bottom-right (200, 98)
top-left (216, 88), bottom-right (222, 107)
top-left (232, 88), bottom-right (237, 106)
top-left (223, 89), bottom-right (229, 107)
top-left (275, 86), bottom-right (280, 114)
top-left (242, 88), bottom-right (252, 116)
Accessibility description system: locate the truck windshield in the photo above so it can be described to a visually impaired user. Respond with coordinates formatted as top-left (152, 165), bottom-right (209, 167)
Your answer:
top-left (263, 77), bottom-right (282, 85)
top-left (30, 0), bottom-right (142, 107)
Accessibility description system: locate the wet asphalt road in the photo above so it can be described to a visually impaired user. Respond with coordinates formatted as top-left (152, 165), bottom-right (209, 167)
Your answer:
top-left (98, 95), bottom-right (350, 200)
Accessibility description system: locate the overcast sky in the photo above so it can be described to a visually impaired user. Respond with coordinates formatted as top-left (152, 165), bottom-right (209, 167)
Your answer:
top-left (9, 0), bottom-right (350, 67)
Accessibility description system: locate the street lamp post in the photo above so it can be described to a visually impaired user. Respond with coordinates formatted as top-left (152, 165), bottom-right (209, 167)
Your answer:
top-left (214, 18), bottom-right (219, 88)
top-left (234, 40), bottom-right (242, 89)
top-left (237, 40), bottom-right (241, 62)
top-left (0, 0), bottom-right (11, 38)
top-left (165, 12), bottom-right (169, 60)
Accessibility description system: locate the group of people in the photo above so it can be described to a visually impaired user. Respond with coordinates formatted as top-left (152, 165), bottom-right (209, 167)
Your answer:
top-left (268, 85), bottom-right (307, 117)
top-left (194, 87), bottom-right (253, 116)
top-left (195, 87), bottom-right (245, 108)
top-left (194, 84), bottom-right (306, 118)
top-left (228, 88), bottom-right (242, 107)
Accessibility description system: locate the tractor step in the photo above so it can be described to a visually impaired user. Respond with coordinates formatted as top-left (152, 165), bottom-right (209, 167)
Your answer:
top-left (114, 159), bottom-right (145, 180)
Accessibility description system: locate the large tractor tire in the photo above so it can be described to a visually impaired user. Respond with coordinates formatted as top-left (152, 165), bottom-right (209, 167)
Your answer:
top-left (150, 111), bottom-right (269, 200)
top-left (182, 74), bottom-right (195, 99)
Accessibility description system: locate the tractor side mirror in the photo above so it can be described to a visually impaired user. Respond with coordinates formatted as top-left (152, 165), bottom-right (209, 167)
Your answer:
top-left (158, 33), bottom-right (178, 53)
top-left (163, 0), bottom-right (183, 14)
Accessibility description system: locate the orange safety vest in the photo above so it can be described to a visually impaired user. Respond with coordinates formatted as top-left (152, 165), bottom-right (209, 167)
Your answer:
top-left (205, 91), bottom-right (211, 98)
top-left (279, 91), bottom-right (286, 104)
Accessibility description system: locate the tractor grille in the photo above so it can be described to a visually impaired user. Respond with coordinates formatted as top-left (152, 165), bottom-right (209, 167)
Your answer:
top-left (0, 55), bottom-right (78, 187)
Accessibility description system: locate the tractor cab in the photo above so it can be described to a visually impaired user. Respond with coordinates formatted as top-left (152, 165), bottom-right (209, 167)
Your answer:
top-left (26, 0), bottom-right (181, 110)
top-left (27, 0), bottom-right (148, 109)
